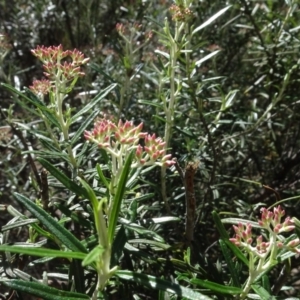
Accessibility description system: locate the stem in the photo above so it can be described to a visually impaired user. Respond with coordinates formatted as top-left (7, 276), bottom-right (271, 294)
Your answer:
top-left (55, 86), bottom-right (77, 169)
top-left (161, 19), bottom-right (181, 213)
top-left (240, 231), bottom-right (278, 299)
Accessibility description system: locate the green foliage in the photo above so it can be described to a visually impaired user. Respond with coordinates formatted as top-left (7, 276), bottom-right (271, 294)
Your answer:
top-left (1, 0), bottom-right (300, 299)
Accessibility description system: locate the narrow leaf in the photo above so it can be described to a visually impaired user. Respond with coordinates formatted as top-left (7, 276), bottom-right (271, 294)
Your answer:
top-left (212, 210), bottom-right (229, 239)
top-left (195, 50), bottom-right (220, 67)
top-left (82, 245), bottom-right (104, 266)
top-left (71, 259), bottom-right (86, 294)
top-left (138, 100), bottom-right (163, 108)
top-left (192, 6), bottom-right (231, 35)
top-left (2, 219), bottom-right (39, 231)
top-left (37, 158), bottom-right (88, 198)
top-left (128, 239), bottom-right (170, 250)
top-left (224, 239), bottom-right (249, 266)
top-left (0, 245), bottom-right (86, 260)
top-left (252, 285), bottom-right (272, 299)
top-left (219, 240), bottom-right (240, 287)
top-left (116, 270), bottom-right (213, 300)
top-left (213, 211), bottom-right (249, 266)
top-left (190, 278), bottom-right (242, 295)
top-left (111, 225), bottom-right (127, 267)
top-left (261, 275), bottom-right (271, 293)
top-left (1, 83), bottom-right (59, 128)
top-left (24, 87), bottom-right (61, 128)
top-left (14, 193), bottom-right (87, 253)
top-left (221, 217), bottom-right (260, 228)
top-left (70, 109), bottom-right (99, 145)
top-left (71, 83), bottom-right (117, 122)
top-left (0, 280), bottom-right (89, 300)
top-left (108, 151), bottom-right (134, 244)
top-left (97, 163), bottom-right (110, 190)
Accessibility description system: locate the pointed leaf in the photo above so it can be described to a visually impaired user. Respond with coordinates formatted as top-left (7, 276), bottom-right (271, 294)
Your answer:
top-left (70, 109), bottom-right (100, 145)
top-left (14, 193), bottom-right (87, 253)
top-left (224, 239), bottom-right (249, 266)
top-left (0, 280), bottom-right (89, 300)
top-left (192, 6), bottom-right (231, 35)
top-left (195, 50), bottom-right (220, 67)
top-left (252, 285), bottom-right (273, 299)
top-left (37, 158), bottom-right (88, 198)
top-left (1, 83), bottom-right (60, 128)
top-left (70, 259), bottom-right (86, 294)
top-left (190, 278), bottom-right (242, 295)
top-left (213, 211), bottom-right (249, 266)
top-left (82, 245), bottom-right (104, 266)
top-left (111, 225), bottom-right (127, 266)
top-left (138, 100), bottom-right (163, 108)
top-left (219, 239), bottom-right (240, 287)
top-left (128, 238), bottom-right (170, 250)
top-left (212, 210), bottom-right (229, 239)
top-left (2, 219), bottom-right (39, 231)
top-left (116, 270), bottom-right (213, 300)
top-left (24, 87), bottom-right (61, 128)
top-left (108, 151), bottom-right (134, 244)
top-left (71, 83), bottom-right (117, 122)
top-left (0, 245), bottom-right (86, 260)
top-left (97, 163), bottom-right (110, 190)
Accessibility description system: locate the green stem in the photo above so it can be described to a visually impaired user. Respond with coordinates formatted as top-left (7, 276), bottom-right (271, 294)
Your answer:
top-left (55, 86), bottom-right (77, 169)
top-left (161, 19), bottom-right (181, 213)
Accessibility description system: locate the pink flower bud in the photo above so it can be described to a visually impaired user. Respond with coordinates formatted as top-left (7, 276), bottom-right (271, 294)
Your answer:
top-left (246, 223), bottom-right (252, 234)
top-left (138, 132), bottom-right (147, 138)
top-left (287, 238), bottom-right (300, 248)
top-left (277, 242), bottom-right (283, 248)
top-left (233, 225), bottom-right (240, 234)
top-left (163, 160), bottom-right (176, 167)
top-left (136, 122), bottom-right (143, 132)
top-left (144, 146), bottom-right (150, 153)
top-left (281, 225), bottom-right (295, 232)
top-left (152, 152), bottom-right (159, 160)
top-left (115, 131), bottom-right (121, 141)
top-left (162, 154), bottom-right (172, 162)
top-left (136, 145), bottom-right (143, 158)
top-left (274, 224), bottom-right (282, 233)
top-left (139, 159), bottom-right (146, 165)
top-left (125, 137), bottom-right (135, 144)
top-left (84, 131), bottom-right (92, 140)
top-left (229, 238), bottom-right (240, 246)
top-left (124, 120), bottom-right (132, 130)
top-left (256, 235), bottom-right (263, 244)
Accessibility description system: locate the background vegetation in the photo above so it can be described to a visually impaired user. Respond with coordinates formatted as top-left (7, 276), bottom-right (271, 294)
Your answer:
top-left (1, 0), bottom-right (300, 299)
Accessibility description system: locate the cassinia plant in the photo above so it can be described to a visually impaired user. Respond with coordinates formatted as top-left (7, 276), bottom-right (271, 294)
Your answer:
top-left (227, 206), bottom-right (300, 299)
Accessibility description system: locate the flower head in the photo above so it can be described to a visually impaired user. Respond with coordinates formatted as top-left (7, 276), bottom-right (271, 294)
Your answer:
top-left (31, 45), bottom-right (90, 91)
top-left (230, 205), bottom-right (300, 256)
top-left (169, 4), bottom-right (194, 22)
top-left (29, 79), bottom-right (51, 96)
top-left (85, 117), bottom-right (176, 168)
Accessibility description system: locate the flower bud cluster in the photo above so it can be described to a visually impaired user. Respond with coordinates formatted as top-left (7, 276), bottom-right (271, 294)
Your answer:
top-left (29, 79), bottom-right (52, 96)
top-left (258, 206), bottom-right (295, 233)
top-left (169, 4), bottom-right (194, 22)
top-left (229, 206), bottom-right (300, 256)
top-left (85, 117), bottom-right (175, 168)
top-left (136, 134), bottom-right (173, 167)
top-left (30, 45), bottom-right (89, 95)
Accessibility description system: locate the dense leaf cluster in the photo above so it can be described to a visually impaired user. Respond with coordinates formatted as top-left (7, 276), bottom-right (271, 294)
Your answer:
top-left (1, 0), bottom-right (300, 299)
